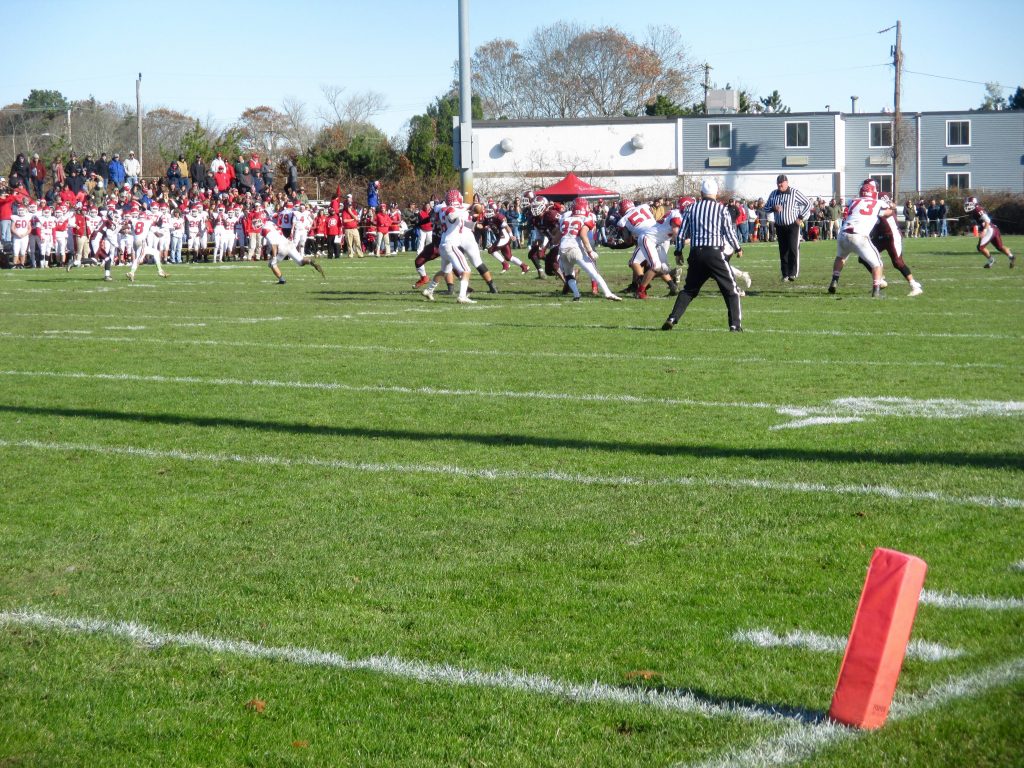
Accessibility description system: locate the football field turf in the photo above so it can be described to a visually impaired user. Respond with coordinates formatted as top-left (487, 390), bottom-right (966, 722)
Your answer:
top-left (1, 236), bottom-right (1022, 766)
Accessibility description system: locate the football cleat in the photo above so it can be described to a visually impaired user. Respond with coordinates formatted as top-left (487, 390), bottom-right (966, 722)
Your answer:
top-left (983, 258), bottom-right (994, 268)
top-left (126, 272), bottom-right (134, 282)
top-left (606, 293), bottom-right (623, 301)
top-left (871, 285), bottom-right (883, 298)
top-left (636, 286), bottom-right (648, 299)
top-left (828, 278), bottom-right (838, 294)
top-left (661, 317), bottom-right (676, 331)
top-left (741, 271), bottom-right (752, 289)
top-left (520, 263), bottom-right (530, 273)
top-left (501, 262), bottom-right (510, 273)
top-left (413, 276), bottom-right (429, 288)
top-left (591, 281), bottom-right (599, 295)
top-left (456, 296), bottom-right (476, 304)
top-left (422, 288), bottom-right (434, 301)
top-left (1009, 254), bottom-right (1016, 269)
top-left (907, 283), bottom-right (923, 297)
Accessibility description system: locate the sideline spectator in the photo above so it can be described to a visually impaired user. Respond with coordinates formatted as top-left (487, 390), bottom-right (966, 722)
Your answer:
top-left (938, 198), bottom-right (948, 236)
top-left (9, 153), bottom-right (30, 190)
top-left (108, 153), bottom-right (126, 188)
top-left (29, 154), bottom-right (46, 198)
top-left (124, 150), bottom-right (141, 187)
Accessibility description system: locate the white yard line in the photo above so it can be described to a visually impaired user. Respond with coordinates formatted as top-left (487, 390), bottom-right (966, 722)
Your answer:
top-left (676, 656), bottom-right (1024, 768)
top-left (1011, 560), bottom-right (1024, 573)
top-left (1, 369), bottom-right (1020, 432)
top-left (0, 438), bottom-right (1020, 510)
top-left (0, 331), bottom-right (1011, 370)
top-left (0, 609), bottom-right (789, 724)
top-left (0, 311), bottom-right (1018, 339)
top-left (732, 628), bottom-right (964, 661)
top-left (919, 589), bottom-right (1024, 611)
top-left (2, 367), bottom-right (1023, 430)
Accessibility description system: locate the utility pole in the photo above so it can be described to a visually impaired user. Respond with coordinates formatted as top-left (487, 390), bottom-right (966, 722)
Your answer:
top-left (702, 63), bottom-right (712, 114)
top-left (892, 21), bottom-right (903, 199)
top-left (457, 0), bottom-right (473, 200)
top-left (136, 73), bottom-right (142, 168)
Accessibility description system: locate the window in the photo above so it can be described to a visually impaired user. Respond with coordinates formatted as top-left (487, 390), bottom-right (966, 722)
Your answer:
top-left (947, 120), bottom-right (970, 146)
top-left (869, 121), bottom-right (892, 148)
top-left (869, 174), bottom-right (893, 197)
top-left (785, 121), bottom-right (809, 148)
top-left (708, 123), bottom-right (731, 149)
top-left (946, 173), bottom-right (970, 191)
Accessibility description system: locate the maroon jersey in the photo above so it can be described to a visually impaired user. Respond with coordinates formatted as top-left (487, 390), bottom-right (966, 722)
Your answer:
top-left (969, 206), bottom-right (992, 229)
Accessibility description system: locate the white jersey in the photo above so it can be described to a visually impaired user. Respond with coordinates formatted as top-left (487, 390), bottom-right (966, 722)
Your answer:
top-left (653, 209), bottom-right (683, 245)
top-left (558, 212), bottom-right (596, 251)
top-left (260, 219), bottom-right (286, 246)
top-left (169, 216), bottom-right (185, 239)
top-left (616, 204), bottom-right (659, 238)
top-left (439, 202), bottom-right (471, 244)
top-left (842, 196), bottom-right (890, 236)
top-left (277, 209), bottom-right (294, 229)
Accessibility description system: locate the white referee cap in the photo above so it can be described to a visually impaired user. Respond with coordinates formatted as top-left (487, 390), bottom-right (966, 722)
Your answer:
top-left (700, 177), bottom-right (719, 198)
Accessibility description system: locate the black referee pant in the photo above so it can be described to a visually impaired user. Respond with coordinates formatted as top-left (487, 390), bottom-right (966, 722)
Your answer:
top-left (776, 222), bottom-right (801, 279)
top-left (665, 246), bottom-right (742, 330)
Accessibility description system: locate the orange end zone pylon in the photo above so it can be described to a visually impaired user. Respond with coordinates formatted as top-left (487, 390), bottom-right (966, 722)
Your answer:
top-left (828, 548), bottom-right (928, 730)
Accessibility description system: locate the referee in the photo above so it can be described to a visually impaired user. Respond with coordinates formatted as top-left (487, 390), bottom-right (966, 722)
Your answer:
top-left (764, 174), bottom-right (810, 281)
top-left (661, 178), bottom-right (743, 332)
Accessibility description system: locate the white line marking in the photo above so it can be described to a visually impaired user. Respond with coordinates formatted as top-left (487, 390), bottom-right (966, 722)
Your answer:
top-left (733, 628), bottom-right (964, 661)
top-left (919, 589), bottom-right (1024, 611)
top-left (41, 329), bottom-right (92, 335)
top-left (0, 438), bottom-right (1020, 510)
top-left (3, 369), bottom-right (1020, 432)
top-left (677, 656), bottom-right (1024, 768)
top-left (1011, 560), bottom-right (1024, 573)
top-left (0, 331), bottom-right (1011, 370)
top-left (0, 609), bottom-right (788, 724)
top-left (1, 312), bottom-right (1019, 339)
top-left (772, 396), bottom-right (1024, 430)
top-left (103, 326), bottom-right (146, 331)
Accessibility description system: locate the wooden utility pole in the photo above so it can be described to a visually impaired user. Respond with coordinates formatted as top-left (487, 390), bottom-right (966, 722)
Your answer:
top-left (892, 21), bottom-right (903, 198)
top-left (884, 22), bottom-right (904, 198)
top-left (136, 73), bottom-right (143, 167)
top-left (702, 63), bottom-right (712, 114)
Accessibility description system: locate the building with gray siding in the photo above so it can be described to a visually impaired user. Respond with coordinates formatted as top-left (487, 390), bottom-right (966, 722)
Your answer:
top-left (466, 110), bottom-right (1023, 201)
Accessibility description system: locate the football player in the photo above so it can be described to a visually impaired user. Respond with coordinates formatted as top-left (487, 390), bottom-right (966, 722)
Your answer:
top-left (483, 203), bottom-right (529, 273)
top-left (421, 189), bottom-right (481, 304)
top-left (827, 180), bottom-right (891, 297)
top-left (262, 215), bottom-right (326, 284)
top-left (868, 197), bottom-right (923, 296)
top-left (964, 196), bottom-right (1014, 269)
top-left (558, 197), bottom-right (621, 302)
top-left (611, 199), bottom-right (679, 299)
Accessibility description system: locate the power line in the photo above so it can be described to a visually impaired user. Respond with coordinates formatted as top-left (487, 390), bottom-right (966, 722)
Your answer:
top-left (904, 69), bottom-right (1015, 90)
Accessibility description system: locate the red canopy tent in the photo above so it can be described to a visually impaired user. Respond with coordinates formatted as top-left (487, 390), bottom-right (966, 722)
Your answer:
top-left (532, 172), bottom-right (618, 202)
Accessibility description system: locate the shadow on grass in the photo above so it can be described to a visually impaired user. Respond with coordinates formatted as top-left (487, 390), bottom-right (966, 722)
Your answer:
top-left (621, 679), bottom-right (830, 725)
top-left (1, 403), bottom-right (1020, 471)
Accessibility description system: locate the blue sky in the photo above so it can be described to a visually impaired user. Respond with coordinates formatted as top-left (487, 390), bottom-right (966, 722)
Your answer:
top-left (5, 0), bottom-right (1020, 141)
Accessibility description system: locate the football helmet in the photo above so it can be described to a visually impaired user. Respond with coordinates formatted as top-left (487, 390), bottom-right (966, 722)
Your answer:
top-left (963, 196), bottom-right (978, 212)
top-left (572, 197), bottom-right (589, 215)
top-left (859, 179), bottom-right (878, 200)
top-left (529, 195), bottom-right (548, 216)
top-left (618, 199), bottom-right (634, 215)
top-left (677, 196), bottom-right (696, 212)
top-left (445, 189), bottom-right (464, 206)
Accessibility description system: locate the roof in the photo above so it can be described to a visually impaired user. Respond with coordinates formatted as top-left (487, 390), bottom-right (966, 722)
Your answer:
top-left (533, 172), bottom-right (618, 201)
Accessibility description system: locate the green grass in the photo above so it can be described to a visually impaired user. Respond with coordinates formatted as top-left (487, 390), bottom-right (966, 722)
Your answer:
top-left (0, 236), bottom-right (1022, 767)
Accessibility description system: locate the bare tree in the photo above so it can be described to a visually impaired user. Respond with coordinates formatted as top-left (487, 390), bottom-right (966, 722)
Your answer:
top-left (236, 106), bottom-right (286, 160)
top-left (143, 107), bottom-right (195, 162)
top-left (317, 84), bottom-right (387, 125)
top-left (280, 96), bottom-right (314, 155)
top-left (470, 39), bottom-right (530, 119)
top-left (470, 22), bottom-right (697, 120)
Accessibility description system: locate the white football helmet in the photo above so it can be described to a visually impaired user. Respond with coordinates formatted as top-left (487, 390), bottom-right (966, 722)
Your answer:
top-left (963, 196), bottom-right (978, 212)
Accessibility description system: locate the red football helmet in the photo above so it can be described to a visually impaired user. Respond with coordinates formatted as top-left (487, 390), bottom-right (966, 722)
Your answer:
top-left (859, 179), bottom-right (878, 200)
top-left (963, 196), bottom-right (978, 212)
top-left (572, 197), bottom-right (590, 215)
top-left (551, 202), bottom-right (564, 213)
top-left (618, 199), bottom-right (634, 215)
top-left (445, 189), bottom-right (463, 206)
top-left (677, 196), bottom-right (696, 212)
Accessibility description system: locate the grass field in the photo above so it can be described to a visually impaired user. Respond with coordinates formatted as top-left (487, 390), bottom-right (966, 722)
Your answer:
top-left (1, 235), bottom-right (1022, 767)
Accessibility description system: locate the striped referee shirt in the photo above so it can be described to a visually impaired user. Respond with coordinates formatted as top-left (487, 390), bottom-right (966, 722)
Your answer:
top-left (679, 198), bottom-right (741, 251)
top-left (764, 187), bottom-right (811, 226)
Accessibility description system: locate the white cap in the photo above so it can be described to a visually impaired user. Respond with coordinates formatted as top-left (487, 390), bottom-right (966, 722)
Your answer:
top-left (700, 178), bottom-right (719, 198)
